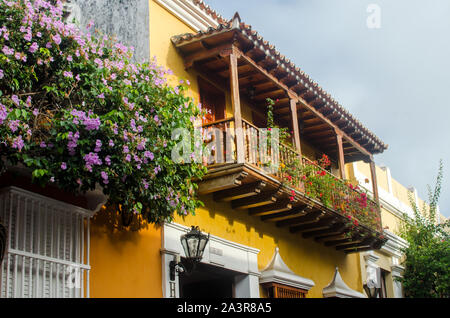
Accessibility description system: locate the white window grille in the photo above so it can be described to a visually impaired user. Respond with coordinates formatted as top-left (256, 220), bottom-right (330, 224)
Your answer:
top-left (0, 187), bottom-right (92, 298)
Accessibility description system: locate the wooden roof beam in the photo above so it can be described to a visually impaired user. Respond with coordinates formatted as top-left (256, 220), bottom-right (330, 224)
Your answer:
top-left (184, 43), bottom-right (233, 69)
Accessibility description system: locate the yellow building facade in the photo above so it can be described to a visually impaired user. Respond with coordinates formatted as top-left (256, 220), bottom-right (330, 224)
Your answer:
top-left (88, 0), bottom-right (383, 298)
top-left (3, 0), bottom-right (435, 299)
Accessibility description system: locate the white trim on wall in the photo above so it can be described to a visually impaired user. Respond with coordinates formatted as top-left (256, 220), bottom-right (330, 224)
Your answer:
top-left (155, 0), bottom-right (220, 32)
top-left (161, 222), bottom-right (260, 298)
top-left (379, 230), bottom-right (408, 259)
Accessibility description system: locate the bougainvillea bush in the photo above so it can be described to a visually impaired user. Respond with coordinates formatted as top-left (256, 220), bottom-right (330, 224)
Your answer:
top-left (0, 0), bottom-right (206, 224)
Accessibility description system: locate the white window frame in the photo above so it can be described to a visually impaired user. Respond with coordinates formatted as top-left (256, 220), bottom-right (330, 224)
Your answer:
top-left (0, 186), bottom-right (94, 298)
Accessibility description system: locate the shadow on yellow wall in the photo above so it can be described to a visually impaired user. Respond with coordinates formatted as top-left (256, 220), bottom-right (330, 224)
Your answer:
top-left (89, 206), bottom-right (163, 298)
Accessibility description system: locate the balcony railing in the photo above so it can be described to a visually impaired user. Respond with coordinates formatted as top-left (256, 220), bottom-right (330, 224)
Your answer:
top-left (201, 118), bottom-right (382, 234)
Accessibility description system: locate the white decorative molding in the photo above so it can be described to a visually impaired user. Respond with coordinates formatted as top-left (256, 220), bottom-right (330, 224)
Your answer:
top-left (259, 247), bottom-right (315, 291)
top-left (363, 251), bottom-right (380, 289)
top-left (322, 267), bottom-right (367, 298)
top-left (390, 264), bottom-right (405, 298)
top-left (363, 251), bottom-right (380, 265)
top-left (161, 222), bottom-right (260, 298)
top-left (390, 264), bottom-right (405, 278)
top-left (155, 0), bottom-right (220, 32)
top-left (379, 230), bottom-right (409, 259)
top-left (407, 187), bottom-right (419, 209)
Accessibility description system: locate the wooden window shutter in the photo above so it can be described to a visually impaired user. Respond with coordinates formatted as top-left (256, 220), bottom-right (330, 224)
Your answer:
top-left (263, 282), bottom-right (308, 298)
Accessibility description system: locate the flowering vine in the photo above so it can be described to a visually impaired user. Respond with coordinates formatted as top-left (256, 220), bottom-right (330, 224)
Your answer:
top-left (0, 0), bottom-right (206, 224)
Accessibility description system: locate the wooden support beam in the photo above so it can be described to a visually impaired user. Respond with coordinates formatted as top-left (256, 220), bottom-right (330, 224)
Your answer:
top-left (369, 157), bottom-right (380, 203)
top-left (324, 237), bottom-right (353, 247)
top-left (336, 132), bottom-right (346, 180)
top-left (344, 246), bottom-right (377, 254)
top-left (320, 231), bottom-right (362, 244)
top-left (231, 190), bottom-right (280, 210)
top-left (229, 47), bottom-right (246, 164)
top-left (260, 204), bottom-right (309, 222)
top-left (302, 222), bottom-right (346, 239)
top-left (289, 216), bottom-right (335, 234)
top-left (290, 98), bottom-right (302, 158)
top-left (249, 199), bottom-right (292, 217)
top-left (336, 237), bottom-right (376, 251)
top-left (184, 43), bottom-right (232, 69)
top-left (276, 209), bottom-right (323, 228)
top-left (198, 171), bottom-right (248, 195)
top-left (213, 181), bottom-right (266, 202)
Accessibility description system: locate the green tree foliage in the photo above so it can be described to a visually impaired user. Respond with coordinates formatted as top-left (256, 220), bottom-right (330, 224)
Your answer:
top-left (397, 160), bottom-right (450, 298)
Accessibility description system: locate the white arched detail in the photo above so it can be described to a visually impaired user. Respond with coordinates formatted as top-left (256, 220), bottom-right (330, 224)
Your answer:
top-left (259, 247), bottom-right (315, 291)
top-left (323, 267), bottom-right (367, 298)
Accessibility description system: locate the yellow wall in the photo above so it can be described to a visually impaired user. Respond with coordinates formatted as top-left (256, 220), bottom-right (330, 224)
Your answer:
top-left (174, 195), bottom-right (364, 298)
top-left (89, 207), bottom-right (163, 298)
top-left (380, 207), bottom-right (402, 233)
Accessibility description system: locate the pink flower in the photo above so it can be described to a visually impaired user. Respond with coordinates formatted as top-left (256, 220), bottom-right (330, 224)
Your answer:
top-left (12, 135), bottom-right (24, 151)
top-left (52, 33), bottom-right (61, 45)
top-left (2, 45), bottom-right (14, 55)
top-left (29, 42), bottom-right (38, 53)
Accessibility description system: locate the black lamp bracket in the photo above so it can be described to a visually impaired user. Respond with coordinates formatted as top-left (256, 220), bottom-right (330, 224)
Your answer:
top-left (169, 255), bottom-right (196, 281)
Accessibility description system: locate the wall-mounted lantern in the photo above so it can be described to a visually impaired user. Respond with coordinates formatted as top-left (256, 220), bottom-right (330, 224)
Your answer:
top-left (170, 226), bottom-right (210, 281)
top-left (363, 279), bottom-right (380, 298)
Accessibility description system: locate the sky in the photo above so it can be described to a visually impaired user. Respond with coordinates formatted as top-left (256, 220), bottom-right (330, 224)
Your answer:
top-left (205, 0), bottom-right (450, 217)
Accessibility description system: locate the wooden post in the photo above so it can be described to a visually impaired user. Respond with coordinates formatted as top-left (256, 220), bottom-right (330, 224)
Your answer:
top-left (369, 157), bottom-right (380, 203)
top-left (289, 98), bottom-right (302, 158)
top-left (229, 47), bottom-right (245, 164)
top-left (336, 132), bottom-right (346, 180)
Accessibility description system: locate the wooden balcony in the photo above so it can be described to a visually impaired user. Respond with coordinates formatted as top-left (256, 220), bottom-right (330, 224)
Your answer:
top-left (198, 119), bottom-right (386, 253)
